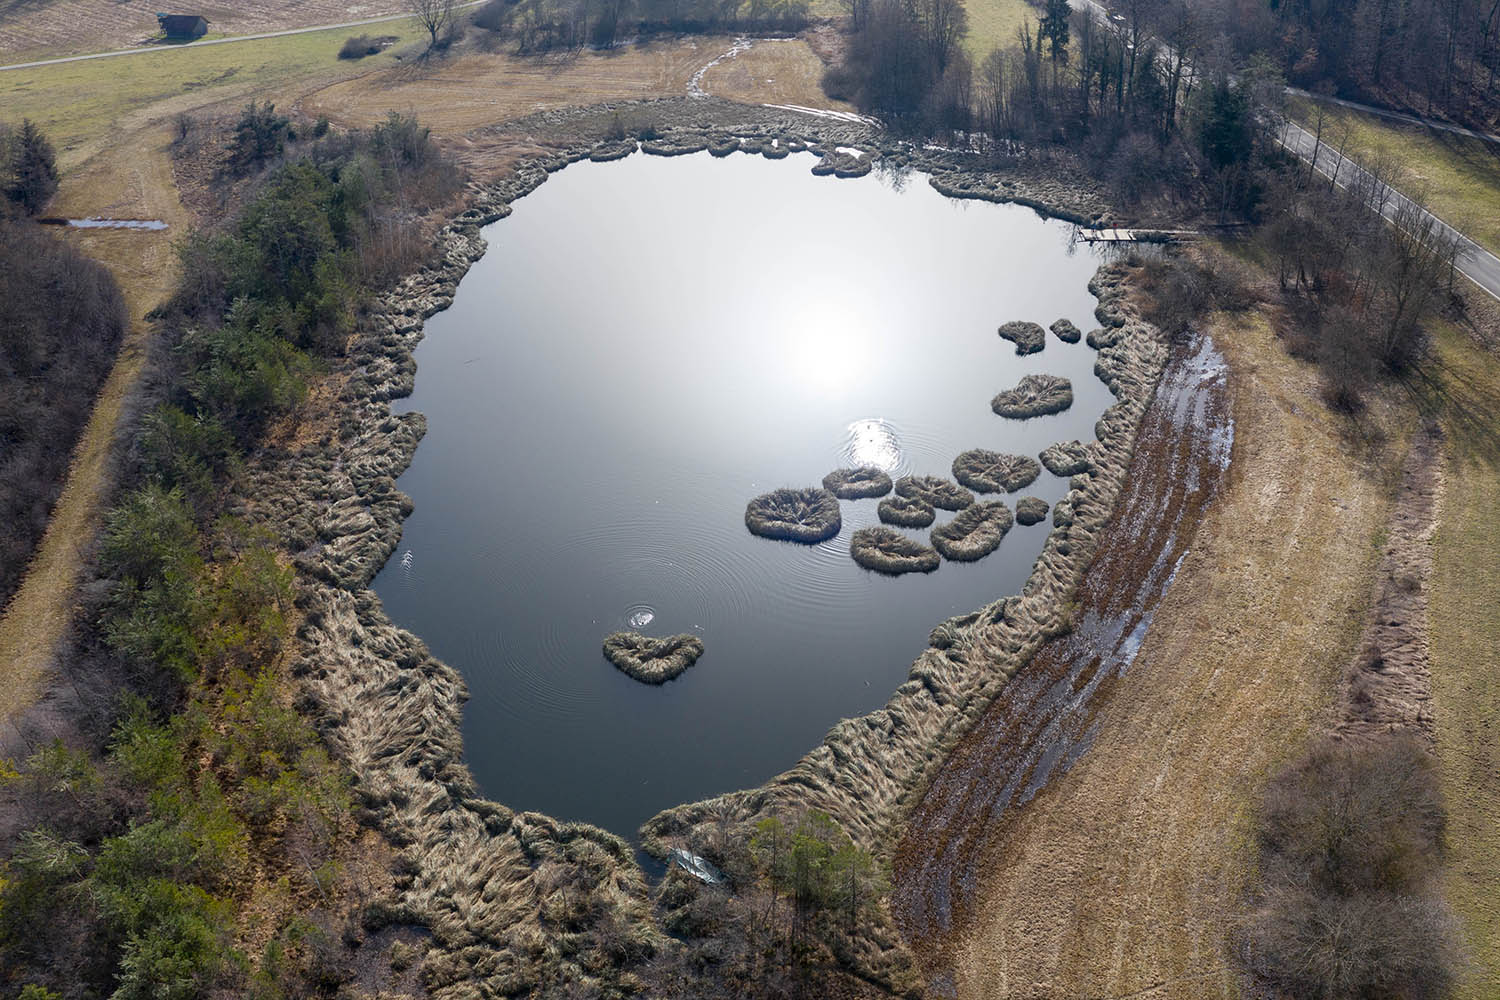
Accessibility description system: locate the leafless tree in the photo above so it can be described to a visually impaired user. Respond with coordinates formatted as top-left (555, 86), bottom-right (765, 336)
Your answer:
top-left (408, 0), bottom-right (459, 50)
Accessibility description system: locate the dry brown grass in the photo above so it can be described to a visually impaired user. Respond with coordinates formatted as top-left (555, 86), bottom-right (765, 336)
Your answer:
top-left (303, 38), bottom-right (723, 133)
top-left (928, 309), bottom-right (1398, 999)
top-left (694, 37), bottom-right (853, 111)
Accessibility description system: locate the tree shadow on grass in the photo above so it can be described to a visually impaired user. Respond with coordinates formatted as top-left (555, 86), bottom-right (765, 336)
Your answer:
top-left (1402, 352), bottom-right (1500, 468)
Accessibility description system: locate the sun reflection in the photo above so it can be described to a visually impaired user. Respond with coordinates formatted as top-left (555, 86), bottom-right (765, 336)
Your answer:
top-left (844, 418), bottom-right (902, 471)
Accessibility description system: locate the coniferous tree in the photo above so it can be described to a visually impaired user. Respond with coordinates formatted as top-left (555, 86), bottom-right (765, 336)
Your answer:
top-left (5, 119), bottom-right (58, 215)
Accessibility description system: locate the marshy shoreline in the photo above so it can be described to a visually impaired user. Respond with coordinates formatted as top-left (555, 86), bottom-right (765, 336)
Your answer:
top-left (235, 97), bottom-right (1163, 996)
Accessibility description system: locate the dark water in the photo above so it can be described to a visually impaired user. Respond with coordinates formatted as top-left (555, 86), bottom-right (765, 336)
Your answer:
top-left (372, 151), bottom-right (1109, 837)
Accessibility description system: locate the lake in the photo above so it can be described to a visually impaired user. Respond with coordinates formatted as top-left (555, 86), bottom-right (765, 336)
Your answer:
top-left (372, 149), bottom-right (1109, 837)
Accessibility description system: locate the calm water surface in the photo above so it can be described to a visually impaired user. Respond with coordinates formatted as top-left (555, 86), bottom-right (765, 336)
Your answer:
top-left (372, 151), bottom-right (1108, 837)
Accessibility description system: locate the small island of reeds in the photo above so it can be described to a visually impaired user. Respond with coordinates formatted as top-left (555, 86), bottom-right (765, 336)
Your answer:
top-left (602, 631), bottom-right (705, 684)
top-left (822, 466), bottom-right (894, 499)
top-left (894, 474), bottom-right (974, 511)
top-left (745, 487), bottom-right (842, 543)
top-left (850, 527), bottom-right (941, 575)
top-left (878, 494), bottom-right (936, 528)
top-left (952, 448), bottom-right (1041, 493)
top-left (991, 373), bottom-right (1074, 419)
top-left (930, 500), bottom-right (1014, 561)
top-left (997, 320), bottom-right (1046, 355)
top-left (1050, 318), bottom-right (1082, 343)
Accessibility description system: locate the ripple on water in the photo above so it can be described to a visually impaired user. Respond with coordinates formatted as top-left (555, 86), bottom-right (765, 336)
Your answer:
top-left (625, 605), bottom-right (656, 629)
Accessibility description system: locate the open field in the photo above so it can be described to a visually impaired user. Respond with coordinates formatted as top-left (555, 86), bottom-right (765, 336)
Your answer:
top-left (907, 302), bottom-right (1400, 998)
top-left (0, 0), bottom-right (409, 63)
top-left (1286, 95), bottom-right (1500, 257)
top-left (1426, 322), bottom-right (1500, 998)
top-left (695, 37), bottom-right (854, 110)
top-left (304, 38), bottom-right (733, 132)
top-left (0, 21), bottom-right (423, 166)
top-left (961, 0), bottom-right (1038, 63)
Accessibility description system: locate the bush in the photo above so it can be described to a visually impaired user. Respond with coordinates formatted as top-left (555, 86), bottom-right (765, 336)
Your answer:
top-left (226, 101), bottom-right (290, 173)
top-left (338, 34), bottom-right (380, 59)
top-left (1243, 734), bottom-right (1459, 1000)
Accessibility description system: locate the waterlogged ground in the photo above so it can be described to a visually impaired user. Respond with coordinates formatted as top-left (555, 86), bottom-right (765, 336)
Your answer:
top-left (373, 151), bottom-right (1110, 836)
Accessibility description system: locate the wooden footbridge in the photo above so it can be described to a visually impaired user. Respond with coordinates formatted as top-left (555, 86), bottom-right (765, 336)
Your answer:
top-left (1078, 228), bottom-right (1201, 244)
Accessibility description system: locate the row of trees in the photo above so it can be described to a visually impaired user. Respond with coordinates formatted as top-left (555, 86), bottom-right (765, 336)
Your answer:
top-left (0, 175), bottom-right (128, 612)
top-left (466, 0), bottom-right (811, 53)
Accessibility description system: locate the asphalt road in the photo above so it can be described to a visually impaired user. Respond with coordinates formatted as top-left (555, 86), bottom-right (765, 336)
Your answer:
top-left (1278, 119), bottom-right (1500, 300)
top-left (1068, 0), bottom-right (1500, 301)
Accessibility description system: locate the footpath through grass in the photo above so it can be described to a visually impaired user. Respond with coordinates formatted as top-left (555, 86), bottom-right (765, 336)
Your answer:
top-left (0, 22), bottom-right (423, 161)
top-left (1286, 96), bottom-right (1500, 257)
top-left (1427, 323), bottom-right (1500, 998)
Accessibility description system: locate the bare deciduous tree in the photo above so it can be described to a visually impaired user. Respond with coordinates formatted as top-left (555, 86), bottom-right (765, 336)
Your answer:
top-left (408, 0), bottom-right (459, 50)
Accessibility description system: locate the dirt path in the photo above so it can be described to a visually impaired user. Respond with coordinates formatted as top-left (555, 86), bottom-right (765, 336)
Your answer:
top-left (0, 125), bottom-right (188, 734)
top-left (896, 311), bottom-right (1395, 999)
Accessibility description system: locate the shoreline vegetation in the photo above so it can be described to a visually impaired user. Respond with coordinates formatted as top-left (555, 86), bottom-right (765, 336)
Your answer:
top-left (6, 96), bottom-right (1161, 999)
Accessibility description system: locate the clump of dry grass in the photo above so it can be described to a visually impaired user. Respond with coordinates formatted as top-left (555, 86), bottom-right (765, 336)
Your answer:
top-left (745, 487), bottom-right (842, 543)
top-left (850, 526), bottom-right (941, 575)
top-left (1014, 496), bottom-right (1049, 525)
top-left (998, 320), bottom-right (1046, 355)
top-left (1051, 318), bottom-right (1082, 343)
top-left (822, 466), bottom-right (893, 499)
top-left (991, 374), bottom-right (1074, 419)
top-left (894, 474), bottom-right (974, 511)
top-left (603, 631), bottom-right (705, 684)
top-left (930, 500), bottom-right (1013, 561)
top-left (878, 494), bottom-right (936, 527)
top-left (1039, 439), bottom-right (1095, 476)
top-left (952, 449), bottom-right (1041, 493)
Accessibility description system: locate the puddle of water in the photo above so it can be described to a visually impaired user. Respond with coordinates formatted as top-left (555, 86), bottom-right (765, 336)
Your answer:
top-left (38, 217), bottom-right (168, 230)
top-left (891, 331), bottom-right (1235, 952)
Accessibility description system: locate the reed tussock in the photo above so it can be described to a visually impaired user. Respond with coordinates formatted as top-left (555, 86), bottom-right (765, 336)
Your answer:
top-left (823, 466), bottom-right (893, 499)
top-left (894, 474), bottom-right (974, 511)
top-left (878, 494), bottom-right (936, 527)
top-left (744, 487), bottom-right (842, 543)
top-left (991, 374), bottom-right (1074, 419)
top-left (951, 449), bottom-right (1041, 493)
top-left (997, 320), bottom-right (1046, 355)
top-left (930, 500), bottom-right (1013, 561)
top-left (850, 526), bottom-right (941, 575)
top-left (1014, 496), bottom-right (1049, 525)
top-left (603, 631), bottom-right (705, 684)
top-left (1039, 439), bottom-right (1096, 477)
top-left (1051, 318), bottom-right (1082, 343)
